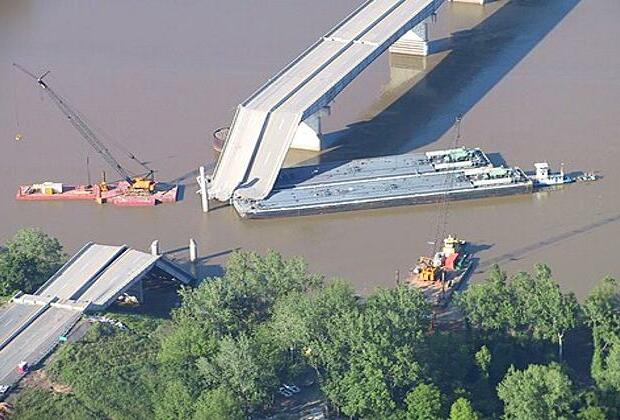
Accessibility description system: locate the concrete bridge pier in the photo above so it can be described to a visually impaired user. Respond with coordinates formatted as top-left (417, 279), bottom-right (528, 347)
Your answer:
top-left (290, 107), bottom-right (331, 151)
top-left (390, 0), bottom-right (487, 57)
top-left (389, 20), bottom-right (430, 56)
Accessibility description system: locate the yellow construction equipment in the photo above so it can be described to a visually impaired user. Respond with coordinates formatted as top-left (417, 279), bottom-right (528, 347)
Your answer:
top-left (131, 177), bottom-right (156, 192)
top-left (416, 257), bottom-right (441, 282)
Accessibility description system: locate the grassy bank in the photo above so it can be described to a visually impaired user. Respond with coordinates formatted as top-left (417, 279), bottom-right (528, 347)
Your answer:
top-left (12, 313), bottom-right (162, 419)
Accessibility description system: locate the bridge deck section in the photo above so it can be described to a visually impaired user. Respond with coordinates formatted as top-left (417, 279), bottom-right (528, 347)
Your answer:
top-left (0, 303), bottom-right (40, 348)
top-left (0, 244), bottom-right (194, 391)
top-left (37, 244), bottom-right (125, 300)
top-left (0, 307), bottom-right (80, 386)
top-left (79, 250), bottom-right (159, 310)
top-left (210, 0), bottom-right (444, 202)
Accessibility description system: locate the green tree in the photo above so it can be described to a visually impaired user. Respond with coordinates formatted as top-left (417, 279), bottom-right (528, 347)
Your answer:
top-left (577, 405), bottom-right (607, 420)
top-left (450, 397), bottom-right (480, 420)
top-left (584, 277), bottom-right (620, 390)
top-left (475, 345), bottom-right (492, 380)
top-left (497, 363), bottom-right (574, 420)
top-left (159, 249), bottom-right (323, 413)
top-left (167, 250), bottom-right (322, 343)
top-left (154, 380), bottom-right (195, 420)
top-left (197, 332), bottom-right (279, 410)
top-left (405, 383), bottom-right (443, 420)
top-left (193, 387), bottom-right (244, 420)
top-left (270, 279), bottom-right (359, 373)
top-left (584, 277), bottom-right (620, 341)
top-left (421, 331), bottom-right (472, 393)
top-left (456, 265), bottom-right (519, 333)
top-left (338, 359), bottom-right (397, 417)
top-left (334, 286), bottom-right (430, 417)
top-left (0, 228), bottom-right (65, 295)
top-left (513, 265), bottom-right (580, 360)
top-left (272, 284), bottom-right (431, 418)
top-left (602, 336), bottom-right (620, 392)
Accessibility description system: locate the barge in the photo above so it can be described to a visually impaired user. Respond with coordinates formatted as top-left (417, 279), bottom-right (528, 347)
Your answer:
top-left (16, 181), bottom-right (178, 207)
top-left (232, 147), bottom-right (533, 218)
top-left (407, 235), bottom-right (474, 308)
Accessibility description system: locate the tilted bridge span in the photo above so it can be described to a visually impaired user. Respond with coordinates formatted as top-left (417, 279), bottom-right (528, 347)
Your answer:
top-left (208, 0), bottom-right (450, 202)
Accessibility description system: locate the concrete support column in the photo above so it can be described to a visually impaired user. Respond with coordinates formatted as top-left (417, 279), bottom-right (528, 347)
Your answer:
top-left (290, 107), bottom-right (330, 151)
top-left (197, 166), bottom-right (209, 212)
top-left (389, 21), bottom-right (429, 56)
top-left (150, 240), bottom-right (159, 256)
top-left (189, 238), bottom-right (198, 262)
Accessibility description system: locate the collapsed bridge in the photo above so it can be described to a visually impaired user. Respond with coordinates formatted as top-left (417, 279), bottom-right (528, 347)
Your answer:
top-left (209, 0), bottom-right (447, 202)
top-left (0, 243), bottom-right (193, 390)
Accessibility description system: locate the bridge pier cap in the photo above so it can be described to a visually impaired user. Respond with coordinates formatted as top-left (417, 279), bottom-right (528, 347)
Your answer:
top-left (209, 0), bottom-right (453, 202)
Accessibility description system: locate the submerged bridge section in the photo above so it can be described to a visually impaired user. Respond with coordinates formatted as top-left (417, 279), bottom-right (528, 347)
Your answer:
top-left (209, 0), bottom-right (446, 202)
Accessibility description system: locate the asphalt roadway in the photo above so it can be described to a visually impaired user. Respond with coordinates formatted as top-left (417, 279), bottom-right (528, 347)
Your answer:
top-left (0, 303), bottom-right (39, 347)
top-left (0, 306), bottom-right (80, 386)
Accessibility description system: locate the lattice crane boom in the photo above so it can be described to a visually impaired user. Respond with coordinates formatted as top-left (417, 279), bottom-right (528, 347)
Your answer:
top-left (13, 63), bottom-right (152, 185)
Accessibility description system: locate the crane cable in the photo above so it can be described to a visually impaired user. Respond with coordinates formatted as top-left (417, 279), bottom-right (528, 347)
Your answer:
top-left (13, 63), bottom-right (153, 181)
top-left (13, 68), bottom-right (22, 141)
top-left (430, 115), bottom-right (462, 255)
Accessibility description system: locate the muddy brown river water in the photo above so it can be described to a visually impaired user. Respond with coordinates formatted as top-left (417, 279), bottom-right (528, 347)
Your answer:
top-left (1, 0), bottom-right (618, 297)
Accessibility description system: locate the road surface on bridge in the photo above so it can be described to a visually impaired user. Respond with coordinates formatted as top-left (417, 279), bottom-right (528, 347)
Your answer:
top-left (209, 0), bottom-right (445, 202)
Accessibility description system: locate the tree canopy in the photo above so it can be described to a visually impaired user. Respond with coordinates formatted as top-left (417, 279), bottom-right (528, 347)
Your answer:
top-left (497, 363), bottom-right (574, 420)
top-left (457, 264), bottom-right (580, 359)
top-left (404, 382), bottom-right (443, 420)
top-left (8, 249), bottom-right (620, 420)
top-left (449, 397), bottom-right (480, 420)
top-left (584, 277), bottom-right (620, 392)
top-left (0, 228), bottom-right (65, 295)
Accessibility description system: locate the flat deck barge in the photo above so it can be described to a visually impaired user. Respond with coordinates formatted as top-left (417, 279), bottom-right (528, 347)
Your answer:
top-left (16, 181), bottom-right (178, 207)
top-left (232, 148), bottom-right (533, 218)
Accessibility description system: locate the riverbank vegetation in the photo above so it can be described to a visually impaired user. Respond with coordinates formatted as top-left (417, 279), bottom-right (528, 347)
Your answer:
top-left (10, 249), bottom-right (620, 419)
top-left (0, 228), bottom-right (65, 300)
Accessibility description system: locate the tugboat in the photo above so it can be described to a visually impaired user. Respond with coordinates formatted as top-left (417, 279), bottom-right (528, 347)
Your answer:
top-left (530, 161), bottom-right (599, 188)
top-left (531, 162), bottom-right (574, 187)
top-left (407, 235), bottom-right (474, 308)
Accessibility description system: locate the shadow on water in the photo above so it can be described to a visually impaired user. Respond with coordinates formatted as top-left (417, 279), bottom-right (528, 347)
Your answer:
top-left (477, 212), bottom-right (620, 272)
top-left (315, 0), bottom-right (581, 164)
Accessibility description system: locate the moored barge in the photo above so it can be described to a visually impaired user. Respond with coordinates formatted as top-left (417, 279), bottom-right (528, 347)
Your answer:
top-left (16, 181), bottom-right (178, 207)
top-left (232, 147), bottom-right (533, 218)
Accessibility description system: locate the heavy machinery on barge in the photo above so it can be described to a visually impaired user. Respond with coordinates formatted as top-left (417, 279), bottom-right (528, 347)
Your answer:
top-left (407, 235), bottom-right (474, 308)
top-left (13, 64), bottom-right (178, 207)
